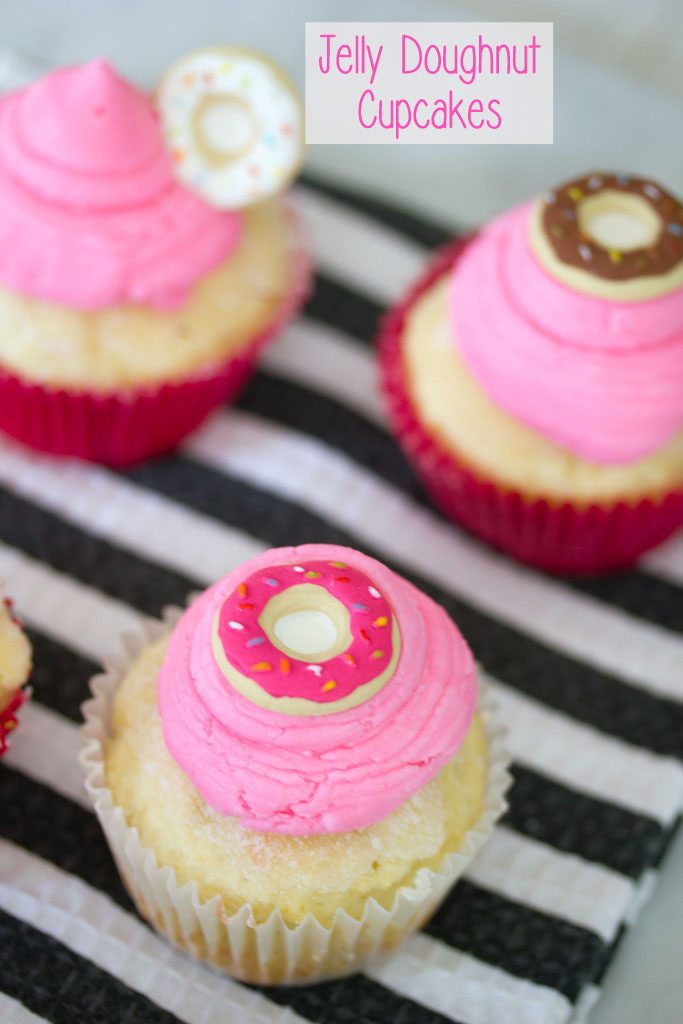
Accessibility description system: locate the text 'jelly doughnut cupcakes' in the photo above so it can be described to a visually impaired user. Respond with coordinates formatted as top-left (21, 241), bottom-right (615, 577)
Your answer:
top-left (0, 590), bottom-right (32, 758)
top-left (0, 53), bottom-right (310, 465)
top-left (379, 172), bottom-right (683, 573)
top-left (81, 544), bottom-right (509, 983)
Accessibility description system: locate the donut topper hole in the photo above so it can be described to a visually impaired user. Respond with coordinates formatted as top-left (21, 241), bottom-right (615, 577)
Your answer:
top-left (273, 610), bottom-right (337, 657)
top-left (259, 584), bottom-right (352, 663)
top-left (577, 191), bottom-right (661, 251)
top-left (194, 94), bottom-right (256, 164)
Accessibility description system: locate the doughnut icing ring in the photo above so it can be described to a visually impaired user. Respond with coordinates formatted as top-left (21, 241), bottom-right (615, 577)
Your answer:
top-left (212, 558), bottom-right (401, 715)
top-left (156, 46), bottom-right (303, 210)
top-left (540, 173), bottom-right (683, 281)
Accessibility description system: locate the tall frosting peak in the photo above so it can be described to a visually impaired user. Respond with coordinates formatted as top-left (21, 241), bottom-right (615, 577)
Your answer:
top-left (5, 60), bottom-right (171, 208)
top-left (0, 59), bottom-right (242, 309)
top-left (20, 59), bottom-right (162, 174)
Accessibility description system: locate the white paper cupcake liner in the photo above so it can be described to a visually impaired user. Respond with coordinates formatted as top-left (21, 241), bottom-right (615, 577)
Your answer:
top-left (80, 604), bottom-right (512, 985)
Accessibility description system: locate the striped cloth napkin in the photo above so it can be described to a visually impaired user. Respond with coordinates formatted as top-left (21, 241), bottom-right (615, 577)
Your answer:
top-left (0, 165), bottom-right (682, 1023)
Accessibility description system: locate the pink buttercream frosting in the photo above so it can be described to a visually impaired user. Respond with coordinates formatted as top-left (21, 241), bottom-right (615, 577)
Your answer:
top-left (158, 544), bottom-right (477, 835)
top-left (448, 202), bottom-right (683, 463)
top-left (0, 59), bottom-right (242, 310)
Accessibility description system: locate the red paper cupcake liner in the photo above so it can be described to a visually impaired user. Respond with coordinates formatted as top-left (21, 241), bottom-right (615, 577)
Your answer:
top-left (0, 687), bottom-right (27, 758)
top-left (378, 238), bottom-right (683, 575)
top-left (0, 205), bottom-right (312, 467)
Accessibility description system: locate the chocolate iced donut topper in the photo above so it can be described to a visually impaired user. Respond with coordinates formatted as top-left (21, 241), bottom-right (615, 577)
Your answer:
top-left (540, 173), bottom-right (683, 282)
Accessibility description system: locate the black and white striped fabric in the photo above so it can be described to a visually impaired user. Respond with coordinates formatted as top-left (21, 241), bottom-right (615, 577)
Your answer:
top-left (1, 175), bottom-right (682, 1024)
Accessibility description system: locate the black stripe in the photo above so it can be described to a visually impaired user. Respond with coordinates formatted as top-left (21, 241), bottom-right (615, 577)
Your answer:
top-left (0, 765), bottom-right (130, 908)
top-left (425, 881), bottom-right (605, 1003)
top-left (506, 765), bottom-right (671, 879)
top-left (301, 174), bottom-right (454, 249)
top-left (241, 367), bottom-right (683, 637)
top-left (0, 765), bottom-right (601, 1013)
top-left (26, 627), bottom-right (98, 723)
top-left (305, 272), bottom-right (382, 345)
top-left (0, 908), bottom-right (183, 1024)
top-left (264, 975), bottom-right (465, 1024)
top-left (0, 485), bottom-right (193, 618)
top-left (239, 371), bottom-right (423, 499)
top-left (563, 570), bottom-right (683, 636)
top-left (123, 456), bottom-right (683, 760)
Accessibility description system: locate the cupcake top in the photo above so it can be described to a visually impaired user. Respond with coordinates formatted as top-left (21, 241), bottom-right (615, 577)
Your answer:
top-left (448, 172), bottom-right (683, 464)
top-left (0, 58), bottom-right (242, 311)
top-left (158, 544), bottom-right (477, 835)
top-left (0, 595), bottom-right (32, 755)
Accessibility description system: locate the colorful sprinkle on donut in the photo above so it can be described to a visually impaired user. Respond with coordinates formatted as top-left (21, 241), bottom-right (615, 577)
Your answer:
top-left (541, 173), bottom-right (683, 281)
top-left (156, 46), bottom-right (303, 210)
top-left (212, 559), bottom-right (401, 714)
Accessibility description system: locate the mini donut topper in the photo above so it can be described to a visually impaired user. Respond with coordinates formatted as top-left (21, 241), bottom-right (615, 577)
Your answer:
top-left (539, 173), bottom-right (683, 282)
top-left (212, 557), bottom-right (401, 716)
top-left (156, 46), bottom-right (303, 210)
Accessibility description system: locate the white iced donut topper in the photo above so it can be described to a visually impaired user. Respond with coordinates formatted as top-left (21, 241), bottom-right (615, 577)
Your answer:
top-left (156, 46), bottom-right (303, 210)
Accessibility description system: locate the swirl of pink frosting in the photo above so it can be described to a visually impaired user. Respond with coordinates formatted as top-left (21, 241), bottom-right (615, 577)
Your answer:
top-left (158, 544), bottom-right (477, 835)
top-left (0, 59), bottom-right (242, 310)
top-left (448, 202), bottom-right (683, 463)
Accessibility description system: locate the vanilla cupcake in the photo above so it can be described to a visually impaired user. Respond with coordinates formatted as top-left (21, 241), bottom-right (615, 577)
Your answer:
top-left (0, 52), bottom-right (309, 465)
top-left (0, 592), bottom-right (32, 757)
top-left (379, 173), bottom-right (683, 573)
top-left (81, 544), bottom-right (509, 984)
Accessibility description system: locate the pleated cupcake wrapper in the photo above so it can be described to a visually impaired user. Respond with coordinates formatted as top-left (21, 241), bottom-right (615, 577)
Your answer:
top-left (79, 604), bottom-right (511, 986)
top-left (0, 687), bottom-right (28, 758)
top-left (0, 202), bottom-right (312, 467)
top-left (0, 589), bottom-right (30, 758)
top-left (378, 237), bottom-right (683, 574)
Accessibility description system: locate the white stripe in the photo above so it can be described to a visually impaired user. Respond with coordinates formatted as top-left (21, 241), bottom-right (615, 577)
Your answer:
top-left (484, 677), bottom-right (683, 825)
top-left (0, 841), bottom-right (305, 1024)
top-left (294, 185), bottom-right (428, 304)
top-left (5, 688), bottom-right (632, 947)
top-left (187, 411), bottom-right (683, 702)
top-left (1, 451), bottom-right (679, 823)
top-left (468, 825), bottom-right (632, 943)
top-left (0, 993), bottom-right (47, 1024)
top-left (642, 532), bottom-right (683, 587)
top-left (0, 439), bottom-right (263, 589)
top-left (570, 985), bottom-right (603, 1024)
top-left (263, 317), bottom-right (385, 426)
top-left (367, 932), bottom-right (571, 1024)
top-left (0, 542), bottom-right (142, 662)
top-left (4, 702), bottom-right (90, 810)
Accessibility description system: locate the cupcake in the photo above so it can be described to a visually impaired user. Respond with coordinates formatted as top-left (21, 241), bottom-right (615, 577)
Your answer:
top-left (0, 50), bottom-right (309, 465)
top-left (0, 591), bottom-right (32, 757)
top-left (81, 544), bottom-right (509, 984)
top-left (379, 173), bottom-right (683, 573)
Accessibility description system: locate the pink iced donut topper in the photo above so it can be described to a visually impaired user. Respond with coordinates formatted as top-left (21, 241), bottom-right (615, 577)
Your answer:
top-left (213, 557), bottom-right (399, 714)
top-left (0, 58), bottom-right (242, 310)
top-left (449, 176), bottom-right (683, 464)
top-left (158, 544), bottom-right (477, 835)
